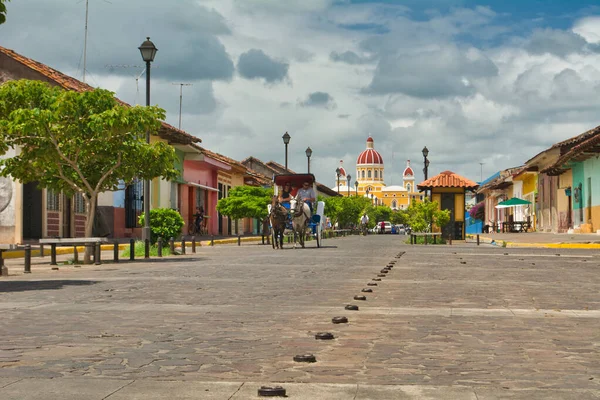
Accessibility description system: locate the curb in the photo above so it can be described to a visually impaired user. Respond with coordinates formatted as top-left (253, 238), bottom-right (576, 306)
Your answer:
top-left (466, 234), bottom-right (600, 249)
top-left (1, 237), bottom-right (265, 260)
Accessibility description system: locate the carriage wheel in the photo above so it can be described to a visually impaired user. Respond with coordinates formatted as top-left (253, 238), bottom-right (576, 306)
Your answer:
top-left (316, 225), bottom-right (321, 248)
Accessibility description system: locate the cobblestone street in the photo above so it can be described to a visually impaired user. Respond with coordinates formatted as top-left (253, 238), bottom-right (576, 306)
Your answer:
top-left (1, 235), bottom-right (600, 399)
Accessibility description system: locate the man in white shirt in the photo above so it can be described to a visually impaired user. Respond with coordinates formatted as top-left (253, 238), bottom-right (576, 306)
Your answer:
top-left (296, 181), bottom-right (316, 213)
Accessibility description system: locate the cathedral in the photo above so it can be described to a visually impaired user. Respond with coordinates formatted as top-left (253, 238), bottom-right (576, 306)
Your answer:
top-left (331, 136), bottom-right (423, 210)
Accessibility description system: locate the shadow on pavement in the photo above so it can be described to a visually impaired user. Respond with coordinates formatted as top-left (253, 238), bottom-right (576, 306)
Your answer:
top-left (0, 280), bottom-right (99, 293)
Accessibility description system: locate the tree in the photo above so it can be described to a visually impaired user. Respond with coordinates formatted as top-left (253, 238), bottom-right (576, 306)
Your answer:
top-left (390, 209), bottom-right (409, 225)
top-left (0, 0), bottom-right (10, 25)
top-left (217, 185), bottom-right (273, 223)
top-left (0, 79), bottom-right (179, 240)
top-left (406, 198), bottom-right (450, 233)
top-left (367, 204), bottom-right (392, 225)
top-left (324, 195), bottom-right (370, 228)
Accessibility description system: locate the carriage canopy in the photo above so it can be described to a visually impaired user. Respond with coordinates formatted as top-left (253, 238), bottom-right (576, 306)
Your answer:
top-left (273, 173), bottom-right (316, 188)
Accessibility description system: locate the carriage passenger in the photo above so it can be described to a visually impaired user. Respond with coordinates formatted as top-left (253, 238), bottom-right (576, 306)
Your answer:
top-left (278, 182), bottom-right (293, 209)
top-left (296, 181), bottom-right (316, 214)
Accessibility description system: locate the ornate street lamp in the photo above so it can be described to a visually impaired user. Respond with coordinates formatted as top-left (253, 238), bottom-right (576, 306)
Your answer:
top-left (354, 180), bottom-right (358, 197)
top-left (139, 37), bottom-right (158, 249)
top-left (335, 167), bottom-right (341, 194)
top-left (422, 146), bottom-right (429, 181)
top-left (282, 132), bottom-right (291, 171)
top-left (347, 174), bottom-right (351, 197)
top-left (305, 147), bottom-right (312, 173)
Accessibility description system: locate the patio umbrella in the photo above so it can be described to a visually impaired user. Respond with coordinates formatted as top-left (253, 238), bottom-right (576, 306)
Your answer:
top-left (495, 197), bottom-right (531, 208)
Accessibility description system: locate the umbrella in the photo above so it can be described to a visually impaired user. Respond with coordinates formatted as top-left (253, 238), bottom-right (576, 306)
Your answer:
top-left (495, 197), bottom-right (531, 209)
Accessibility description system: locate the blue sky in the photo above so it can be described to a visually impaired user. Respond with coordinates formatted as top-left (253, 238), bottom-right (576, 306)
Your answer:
top-left (2, 0), bottom-right (600, 185)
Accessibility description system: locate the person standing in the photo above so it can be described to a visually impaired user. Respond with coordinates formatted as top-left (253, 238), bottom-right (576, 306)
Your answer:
top-left (380, 220), bottom-right (385, 234)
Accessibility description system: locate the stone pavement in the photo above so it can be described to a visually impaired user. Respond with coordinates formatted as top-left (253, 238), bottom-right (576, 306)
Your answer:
top-left (1, 235), bottom-right (600, 399)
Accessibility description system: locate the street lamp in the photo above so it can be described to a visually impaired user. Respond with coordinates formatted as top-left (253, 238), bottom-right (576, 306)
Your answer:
top-left (305, 147), bottom-right (312, 173)
top-left (139, 37), bottom-right (157, 245)
top-left (335, 167), bottom-right (341, 194)
top-left (354, 180), bottom-right (358, 197)
top-left (282, 132), bottom-right (291, 171)
top-left (347, 174), bottom-right (351, 197)
top-left (422, 146), bottom-right (429, 181)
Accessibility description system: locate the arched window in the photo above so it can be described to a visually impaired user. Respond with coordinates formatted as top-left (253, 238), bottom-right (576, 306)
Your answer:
top-left (392, 200), bottom-right (397, 209)
top-left (374, 170), bottom-right (378, 178)
top-left (361, 170), bottom-right (365, 179)
top-left (407, 184), bottom-right (411, 192)
top-left (367, 170), bottom-right (372, 178)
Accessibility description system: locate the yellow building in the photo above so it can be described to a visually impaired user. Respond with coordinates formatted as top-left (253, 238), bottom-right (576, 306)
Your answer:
top-left (333, 136), bottom-right (422, 210)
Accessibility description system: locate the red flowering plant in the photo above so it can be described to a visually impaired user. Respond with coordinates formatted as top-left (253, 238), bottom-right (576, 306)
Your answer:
top-left (469, 201), bottom-right (485, 220)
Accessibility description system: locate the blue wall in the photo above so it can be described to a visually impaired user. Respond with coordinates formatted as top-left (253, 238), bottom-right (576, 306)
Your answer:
top-left (465, 211), bottom-right (482, 234)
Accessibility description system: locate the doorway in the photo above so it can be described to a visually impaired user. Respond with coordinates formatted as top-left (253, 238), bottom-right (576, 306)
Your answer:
top-left (23, 182), bottom-right (43, 239)
top-left (62, 195), bottom-right (72, 237)
top-left (441, 193), bottom-right (455, 239)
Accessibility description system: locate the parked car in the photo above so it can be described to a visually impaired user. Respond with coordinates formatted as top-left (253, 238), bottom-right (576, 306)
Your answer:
top-left (395, 224), bottom-right (406, 235)
top-left (376, 221), bottom-right (392, 233)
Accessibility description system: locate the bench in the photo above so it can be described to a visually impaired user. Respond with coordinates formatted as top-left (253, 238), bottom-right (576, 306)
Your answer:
top-left (39, 238), bottom-right (109, 265)
top-left (410, 232), bottom-right (443, 245)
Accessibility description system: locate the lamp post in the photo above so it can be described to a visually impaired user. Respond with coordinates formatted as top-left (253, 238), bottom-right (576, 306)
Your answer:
top-left (335, 168), bottom-right (341, 194)
top-left (347, 174), bottom-right (351, 197)
top-left (139, 37), bottom-right (158, 244)
top-left (422, 146), bottom-right (430, 202)
top-left (305, 147), bottom-right (312, 173)
top-left (354, 180), bottom-right (358, 197)
top-left (282, 132), bottom-right (291, 171)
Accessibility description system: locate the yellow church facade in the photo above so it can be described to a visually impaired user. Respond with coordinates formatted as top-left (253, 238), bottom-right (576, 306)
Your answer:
top-left (332, 136), bottom-right (423, 210)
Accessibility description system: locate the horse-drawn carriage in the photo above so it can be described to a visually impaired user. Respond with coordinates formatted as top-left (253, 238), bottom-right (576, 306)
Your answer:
top-left (268, 173), bottom-right (324, 249)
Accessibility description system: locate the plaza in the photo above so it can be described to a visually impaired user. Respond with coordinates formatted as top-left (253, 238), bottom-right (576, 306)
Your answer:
top-left (1, 236), bottom-right (599, 399)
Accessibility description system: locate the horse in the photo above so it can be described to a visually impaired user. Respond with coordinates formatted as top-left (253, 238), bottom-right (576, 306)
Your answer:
top-left (289, 198), bottom-right (311, 249)
top-left (269, 197), bottom-right (287, 249)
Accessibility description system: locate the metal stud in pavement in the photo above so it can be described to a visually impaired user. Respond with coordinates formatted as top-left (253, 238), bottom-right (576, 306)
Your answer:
top-left (380, 269), bottom-right (389, 273)
top-left (332, 316), bottom-right (348, 324)
top-left (345, 304), bottom-right (359, 311)
top-left (258, 386), bottom-right (287, 397)
top-left (367, 282), bottom-right (377, 286)
top-left (377, 273), bottom-right (386, 277)
top-left (315, 332), bottom-right (335, 340)
top-left (354, 295), bottom-right (366, 301)
top-left (372, 278), bottom-right (381, 281)
top-left (293, 354), bottom-right (317, 363)
top-left (362, 288), bottom-right (373, 292)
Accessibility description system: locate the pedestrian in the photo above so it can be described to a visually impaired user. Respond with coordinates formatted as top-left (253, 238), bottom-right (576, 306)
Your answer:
top-left (380, 220), bottom-right (385, 234)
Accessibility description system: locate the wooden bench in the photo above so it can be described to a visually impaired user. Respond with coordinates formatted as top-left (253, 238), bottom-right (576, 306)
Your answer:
top-left (39, 238), bottom-right (109, 265)
top-left (410, 232), bottom-right (443, 245)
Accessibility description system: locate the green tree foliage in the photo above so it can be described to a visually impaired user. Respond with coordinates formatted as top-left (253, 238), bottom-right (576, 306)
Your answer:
top-left (367, 204), bottom-right (392, 225)
top-left (139, 208), bottom-right (184, 245)
top-left (324, 196), bottom-right (370, 228)
top-left (406, 198), bottom-right (451, 232)
top-left (216, 185), bottom-right (273, 221)
top-left (0, 80), bottom-right (178, 238)
top-left (0, 0), bottom-right (10, 25)
top-left (390, 209), bottom-right (409, 225)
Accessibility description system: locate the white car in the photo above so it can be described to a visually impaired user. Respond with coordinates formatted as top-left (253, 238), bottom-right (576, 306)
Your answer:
top-left (376, 221), bottom-right (392, 233)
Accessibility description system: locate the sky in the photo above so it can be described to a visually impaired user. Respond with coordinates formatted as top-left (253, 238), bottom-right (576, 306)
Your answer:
top-left (2, 0), bottom-right (600, 187)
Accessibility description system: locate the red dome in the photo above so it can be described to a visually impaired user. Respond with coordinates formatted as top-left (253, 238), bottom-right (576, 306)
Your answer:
top-left (403, 160), bottom-right (414, 176)
top-left (338, 166), bottom-right (347, 177)
top-left (357, 137), bottom-right (383, 165)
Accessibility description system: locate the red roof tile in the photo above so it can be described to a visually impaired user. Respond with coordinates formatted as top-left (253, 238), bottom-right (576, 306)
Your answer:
top-left (417, 171), bottom-right (479, 190)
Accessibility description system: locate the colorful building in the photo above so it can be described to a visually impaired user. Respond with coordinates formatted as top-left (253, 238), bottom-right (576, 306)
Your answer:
top-left (333, 136), bottom-right (422, 210)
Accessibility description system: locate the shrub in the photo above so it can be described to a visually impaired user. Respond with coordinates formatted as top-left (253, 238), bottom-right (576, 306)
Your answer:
top-left (139, 208), bottom-right (184, 245)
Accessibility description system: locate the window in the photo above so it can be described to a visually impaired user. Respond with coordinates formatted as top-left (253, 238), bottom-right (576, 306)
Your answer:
top-left (392, 200), bottom-right (397, 209)
top-left (368, 170), bottom-right (372, 178)
top-left (47, 189), bottom-right (60, 211)
top-left (74, 193), bottom-right (86, 214)
top-left (125, 179), bottom-right (143, 228)
top-left (407, 184), bottom-right (411, 192)
top-left (374, 170), bottom-right (378, 178)
top-left (361, 170), bottom-right (365, 179)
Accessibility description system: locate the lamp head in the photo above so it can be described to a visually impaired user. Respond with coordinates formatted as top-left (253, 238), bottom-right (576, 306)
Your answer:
top-left (305, 146), bottom-right (312, 158)
top-left (282, 132), bottom-right (291, 145)
top-left (422, 146), bottom-right (429, 158)
top-left (139, 37), bottom-right (158, 62)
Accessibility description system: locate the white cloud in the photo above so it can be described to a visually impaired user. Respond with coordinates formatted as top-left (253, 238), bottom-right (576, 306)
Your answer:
top-left (573, 16), bottom-right (600, 43)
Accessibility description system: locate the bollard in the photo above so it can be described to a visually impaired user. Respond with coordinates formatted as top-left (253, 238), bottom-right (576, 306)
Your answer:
top-left (181, 238), bottom-right (186, 255)
top-left (130, 239), bottom-right (135, 261)
top-left (39, 244), bottom-right (45, 258)
top-left (95, 241), bottom-right (101, 265)
top-left (73, 246), bottom-right (79, 264)
top-left (144, 239), bottom-right (150, 259)
top-left (113, 241), bottom-right (119, 263)
top-left (211, 235), bottom-right (214, 246)
top-left (477, 234), bottom-right (480, 246)
top-left (192, 237), bottom-right (196, 253)
top-left (448, 235), bottom-right (452, 245)
top-left (50, 243), bottom-right (57, 265)
top-left (262, 235), bottom-right (265, 245)
top-left (24, 244), bottom-right (31, 274)
top-left (433, 235), bottom-right (437, 244)
top-left (238, 235), bottom-right (241, 246)
top-left (170, 237), bottom-right (175, 253)
top-left (157, 237), bottom-right (163, 257)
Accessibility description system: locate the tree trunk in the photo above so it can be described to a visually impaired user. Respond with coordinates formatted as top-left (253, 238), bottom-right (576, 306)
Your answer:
top-left (83, 194), bottom-right (97, 264)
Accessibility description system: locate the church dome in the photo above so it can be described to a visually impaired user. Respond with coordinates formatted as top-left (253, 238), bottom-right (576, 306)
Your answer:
top-left (403, 160), bottom-right (414, 177)
top-left (357, 136), bottom-right (383, 165)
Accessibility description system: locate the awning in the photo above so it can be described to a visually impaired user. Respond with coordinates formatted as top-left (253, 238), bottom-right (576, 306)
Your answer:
top-left (495, 197), bottom-right (531, 208)
top-left (186, 181), bottom-right (220, 192)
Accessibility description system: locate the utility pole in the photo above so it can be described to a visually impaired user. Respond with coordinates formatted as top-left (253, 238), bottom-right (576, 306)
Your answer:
top-left (83, 0), bottom-right (89, 83)
top-left (479, 162), bottom-right (485, 182)
top-left (172, 83), bottom-right (193, 130)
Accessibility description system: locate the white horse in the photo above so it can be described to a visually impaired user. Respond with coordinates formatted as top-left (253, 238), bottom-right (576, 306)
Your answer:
top-left (289, 198), bottom-right (311, 249)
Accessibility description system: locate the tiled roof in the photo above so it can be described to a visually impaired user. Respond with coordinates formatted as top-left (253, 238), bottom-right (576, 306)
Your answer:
top-left (0, 45), bottom-right (200, 145)
top-left (417, 171), bottom-right (479, 190)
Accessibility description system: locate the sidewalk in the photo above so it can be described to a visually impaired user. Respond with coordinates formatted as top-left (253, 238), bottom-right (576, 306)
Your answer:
top-left (467, 231), bottom-right (600, 249)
